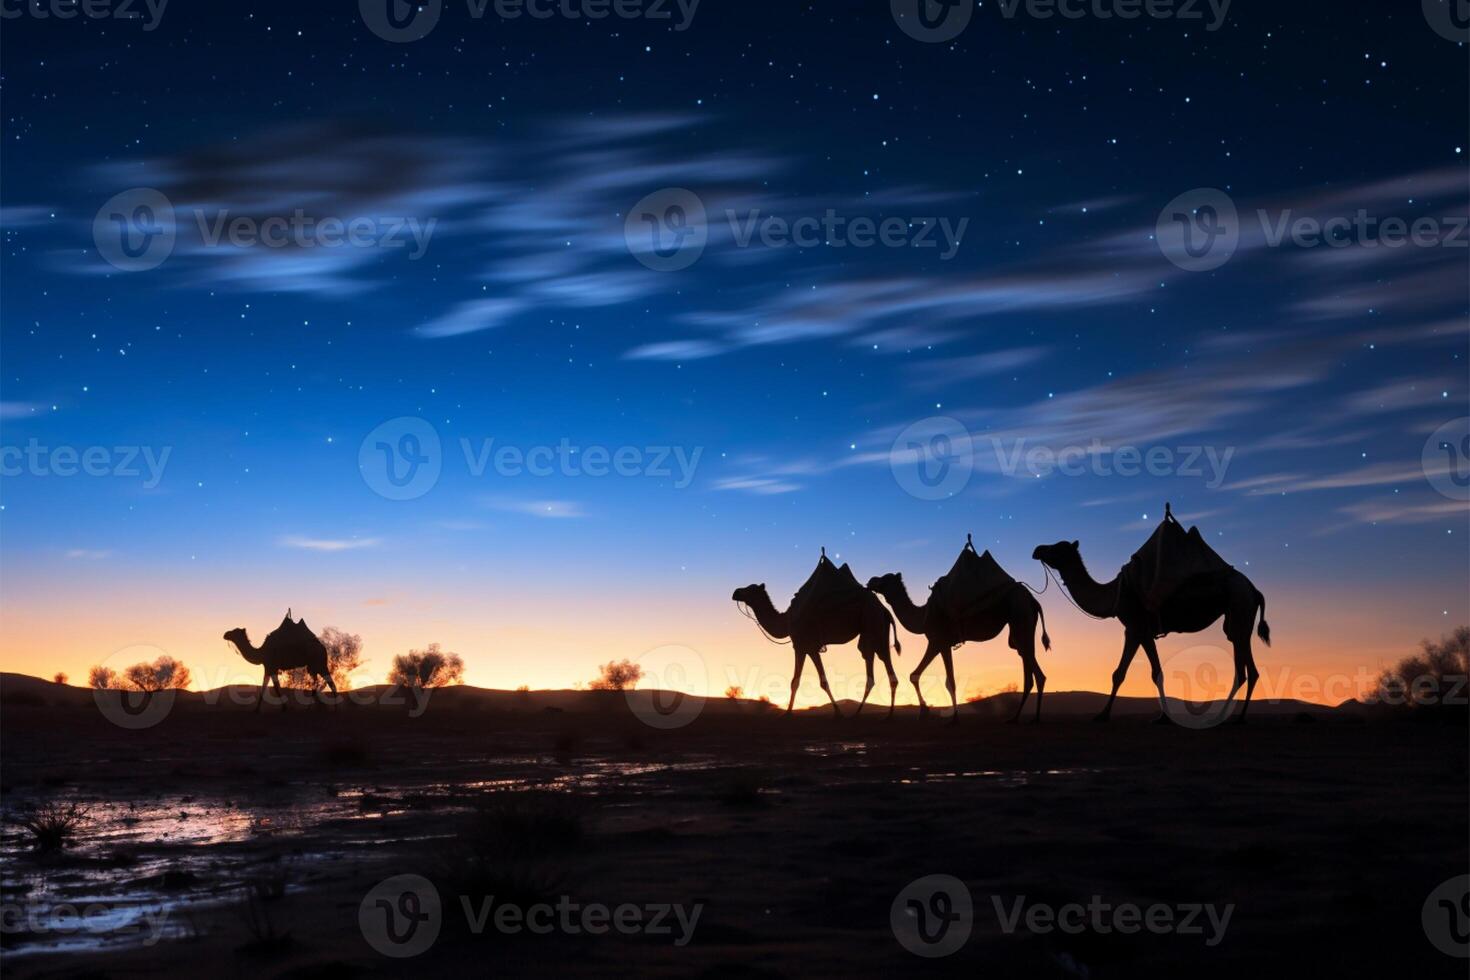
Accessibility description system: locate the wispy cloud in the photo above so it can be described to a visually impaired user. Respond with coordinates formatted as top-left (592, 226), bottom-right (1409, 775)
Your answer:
top-left (279, 535), bottom-right (381, 552)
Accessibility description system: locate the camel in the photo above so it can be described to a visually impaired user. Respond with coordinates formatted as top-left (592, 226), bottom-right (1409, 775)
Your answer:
top-left (731, 582), bottom-right (902, 719)
top-left (867, 573), bottom-right (1050, 724)
top-left (223, 612), bottom-right (337, 711)
top-left (1031, 539), bottom-right (1270, 724)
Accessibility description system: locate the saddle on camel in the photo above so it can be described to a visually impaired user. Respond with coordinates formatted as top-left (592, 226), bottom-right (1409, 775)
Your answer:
top-left (788, 548), bottom-right (867, 632)
top-left (928, 535), bottom-right (1021, 629)
top-left (1121, 503), bottom-right (1233, 635)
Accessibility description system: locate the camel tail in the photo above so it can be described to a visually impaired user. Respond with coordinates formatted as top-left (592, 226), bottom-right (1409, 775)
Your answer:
top-left (1029, 591), bottom-right (1051, 651)
top-left (1255, 588), bottom-right (1271, 646)
top-left (890, 614), bottom-right (903, 657)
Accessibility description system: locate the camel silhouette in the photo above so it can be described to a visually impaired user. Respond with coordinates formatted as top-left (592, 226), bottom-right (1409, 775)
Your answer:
top-left (732, 581), bottom-right (902, 719)
top-left (867, 572), bottom-right (1050, 724)
top-left (224, 611), bottom-right (337, 712)
top-left (1032, 537), bottom-right (1270, 724)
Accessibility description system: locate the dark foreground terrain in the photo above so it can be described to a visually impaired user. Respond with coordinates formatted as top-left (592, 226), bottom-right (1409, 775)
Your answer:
top-left (1, 684), bottom-right (1466, 978)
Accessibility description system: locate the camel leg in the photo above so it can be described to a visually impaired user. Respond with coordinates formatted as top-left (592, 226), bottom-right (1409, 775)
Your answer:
top-left (786, 650), bottom-right (809, 714)
top-left (1235, 639), bottom-right (1260, 725)
top-left (940, 648), bottom-right (958, 724)
top-left (256, 667), bottom-right (269, 713)
top-left (1010, 658), bottom-right (1033, 724)
top-left (910, 643), bottom-right (942, 717)
top-left (1096, 635), bottom-right (1141, 722)
top-left (856, 654), bottom-right (875, 717)
top-left (884, 655), bottom-right (899, 721)
top-left (1139, 636), bottom-right (1170, 724)
top-left (1030, 653), bottom-right (1046, 722)
top-left (270, 670), bottom-right (286, 711)
top-left (323, 672), bottom-right (340, 709)
top-left (809, 651), bottom-right (842, 719)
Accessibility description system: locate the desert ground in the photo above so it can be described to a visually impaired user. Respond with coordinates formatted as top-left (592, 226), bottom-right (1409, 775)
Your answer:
top-left (1, 677), bottom-right (1466, 978)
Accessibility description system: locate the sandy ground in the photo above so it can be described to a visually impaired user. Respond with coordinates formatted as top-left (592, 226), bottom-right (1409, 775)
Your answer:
top-left (1, 698), bottom-right (1466, 978)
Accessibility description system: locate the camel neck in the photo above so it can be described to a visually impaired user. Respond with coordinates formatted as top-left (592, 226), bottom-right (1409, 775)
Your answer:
top-left (1056, 557), bottom-right (1120, 619)
top-left (747, 590), bottom-right (791, 639)
top-left (880, 582), bottom-right (928, 634)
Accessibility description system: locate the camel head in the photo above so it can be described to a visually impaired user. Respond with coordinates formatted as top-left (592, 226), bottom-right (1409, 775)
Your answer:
top-left (1032, 540), bottom-right (1081, 570)
top-left (866, 572), bottom-right (903, 596)
top-left (731, 584), bottom-right (768, 605)
top-left (223, 627), bottom-right (260, 661)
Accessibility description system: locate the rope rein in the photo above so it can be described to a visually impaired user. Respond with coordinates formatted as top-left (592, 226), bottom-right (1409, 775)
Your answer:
top-left (737, 602), bottom-right (792, 645)
top-left (1038, 562), bottom-right (1113, 622)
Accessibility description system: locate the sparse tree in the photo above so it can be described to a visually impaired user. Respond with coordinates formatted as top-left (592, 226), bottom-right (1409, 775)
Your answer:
top-left (52, 672), bottom-right (68, 686)
top-left (88, 666), bottom-right (118, 690)
top-left (588, 659), bottom-right (643, 692)
top-left (123, 656), bottom-right (192, 693)
top-left (1373, 626), bottom-right (1469, 711)
top-left (287, 627), bottom-right (364, 692)
top-left (388, 643), bottom-right (465, 689)
top-left (725, 685), bottom-right (744, 700)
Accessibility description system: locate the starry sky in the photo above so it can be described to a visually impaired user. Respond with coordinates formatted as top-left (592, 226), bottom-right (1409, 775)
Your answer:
top-left (1, 1), bottom-right (1466, 705)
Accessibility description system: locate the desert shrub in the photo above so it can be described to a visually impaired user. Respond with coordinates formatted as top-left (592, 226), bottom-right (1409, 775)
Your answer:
top-left (124, 657), bottom-right (191, 692)
top-left (87, 657), bottom-right (191, 692)
top-left (588, 659), bottom-right (642, 691)
top-left (52, 672), bottom-right (68, 686)
top-left (387, 643), bottom-right (464, 688)
top-left (439, 792), bottom-right (589, 915)
top-left (725, 685), bottom-right (744, 700)
top-left (1372, 626), bottom-right (1469, 714)
top-left (9, 800), bottom-right (90, 851)
top-left (286, 627), bottom-right (364, 692)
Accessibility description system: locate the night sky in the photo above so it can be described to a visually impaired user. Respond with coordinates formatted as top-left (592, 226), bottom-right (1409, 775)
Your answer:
top-left (1, 1), bottom-right (1466, 703)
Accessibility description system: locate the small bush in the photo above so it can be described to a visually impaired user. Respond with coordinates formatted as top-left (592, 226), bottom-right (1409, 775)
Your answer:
top-left (10, 800), bottom-right (90, 851)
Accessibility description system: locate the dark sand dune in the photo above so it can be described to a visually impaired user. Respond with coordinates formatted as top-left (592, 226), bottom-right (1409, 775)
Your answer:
top-left (0, 673), bottom-right (1462, 978)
